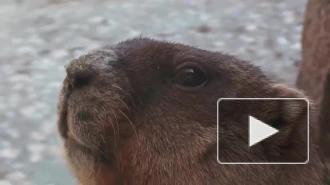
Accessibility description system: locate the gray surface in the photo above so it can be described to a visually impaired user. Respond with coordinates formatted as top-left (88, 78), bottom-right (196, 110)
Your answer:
top-left (0, 0), bottom-right (307, 184)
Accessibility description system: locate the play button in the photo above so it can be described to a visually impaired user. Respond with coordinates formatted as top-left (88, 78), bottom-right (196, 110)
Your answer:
top-left (249, 116), bottom-right (279, 147)
top-left (217, 98), bottom-right (309, 164)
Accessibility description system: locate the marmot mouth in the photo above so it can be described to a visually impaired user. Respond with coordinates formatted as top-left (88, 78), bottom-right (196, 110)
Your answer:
top-left (58, 110), bottom-right (81, 146)
top-left (57, 105), bottom-right (69, 139)
top-left (57, 98), bottom-right (83, 146)
top-left (58, 107), bottom-right (92, 149)
top-left (57, 78), bottom-right (136, 154)
top-left (58, 97), bottom-right (124, 152)
top-left (59, 113), bottom-right (105, 154)
top-left (57, 81), bottom-right (72, 140)
top-left (57, 88), bottom-right (87, 145)
top-left (60, 110), bottom-right (115, 164)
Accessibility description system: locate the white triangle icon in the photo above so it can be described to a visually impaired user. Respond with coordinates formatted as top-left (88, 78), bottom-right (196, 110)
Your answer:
top-left (249, 116), bottom-right (279, 147)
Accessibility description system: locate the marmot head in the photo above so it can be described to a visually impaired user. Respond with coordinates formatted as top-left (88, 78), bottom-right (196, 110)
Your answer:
top-left (57, 37), bottom-right (323, 185)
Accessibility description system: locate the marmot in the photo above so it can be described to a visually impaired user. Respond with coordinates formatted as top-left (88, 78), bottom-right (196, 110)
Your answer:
top-left (57, 37), bottom-right (324, 185)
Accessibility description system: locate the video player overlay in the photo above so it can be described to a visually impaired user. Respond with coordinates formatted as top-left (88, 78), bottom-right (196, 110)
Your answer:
top-left (217, 98), bottom-right (309, 164)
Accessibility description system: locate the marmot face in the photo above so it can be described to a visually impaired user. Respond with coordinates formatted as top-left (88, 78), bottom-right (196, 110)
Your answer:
top-left (57, 37), bottom-right (324, 185)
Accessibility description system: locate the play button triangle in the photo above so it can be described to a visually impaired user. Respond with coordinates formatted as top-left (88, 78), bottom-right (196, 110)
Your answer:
top-left (249, 116), bottom-right (279, 147)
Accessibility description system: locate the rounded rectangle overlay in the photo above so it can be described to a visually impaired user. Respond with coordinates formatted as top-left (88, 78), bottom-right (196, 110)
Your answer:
top-left (217, 98), bottom-right (309, 165)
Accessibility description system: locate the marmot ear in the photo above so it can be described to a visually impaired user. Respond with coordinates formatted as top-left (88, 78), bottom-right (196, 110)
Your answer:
top-left (271, 83), bottom-right (310, 123)
top-left (265, 83), bottom-right (310, 150)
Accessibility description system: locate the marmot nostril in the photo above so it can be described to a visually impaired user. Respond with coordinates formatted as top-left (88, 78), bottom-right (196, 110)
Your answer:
top-left (66, 73), bottom-right (92, 90)
top-left (65, 62), bottom-right (95, 90)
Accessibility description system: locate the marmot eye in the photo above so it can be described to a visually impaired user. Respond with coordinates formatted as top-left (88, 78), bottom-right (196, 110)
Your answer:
top-left (172, 66), bottom-right (207, 88)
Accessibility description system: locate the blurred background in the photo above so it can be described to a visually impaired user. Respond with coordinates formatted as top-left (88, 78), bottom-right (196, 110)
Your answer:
top-left (0, 0), bottom-right (307, 184)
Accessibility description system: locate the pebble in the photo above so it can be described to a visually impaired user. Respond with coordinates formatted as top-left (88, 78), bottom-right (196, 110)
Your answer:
top-left (27, 143), bottom-right (46, 153)
top-left (51, 49), bottom-right (69, 59)
top-left (0, 180), bottom-right (12, 185)
top-left (0, 148), bottom-right (20, 159)
top-left (29, 153), bottom-right (42, 163)
top-left (5, 171), bottom-right (26, 180)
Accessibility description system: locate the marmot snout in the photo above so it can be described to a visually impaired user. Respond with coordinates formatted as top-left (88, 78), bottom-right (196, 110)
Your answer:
top-left (57, 37), bottom-right (324, 185)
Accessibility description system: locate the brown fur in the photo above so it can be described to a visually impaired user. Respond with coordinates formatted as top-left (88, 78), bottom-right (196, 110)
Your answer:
top-left (296, 0), bottom-right (330, 179)
top-left (57, 37), bottom-right (324, 185)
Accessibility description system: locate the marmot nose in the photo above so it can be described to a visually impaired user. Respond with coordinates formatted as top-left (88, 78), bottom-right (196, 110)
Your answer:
top-left (65, 63), bottom-right (95, 90)
top-left (64, 49), bottom-right (116, 90)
